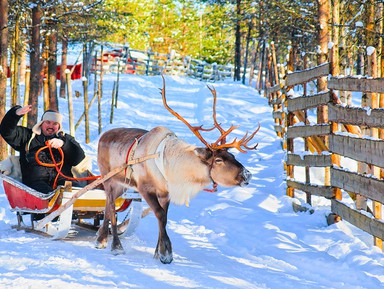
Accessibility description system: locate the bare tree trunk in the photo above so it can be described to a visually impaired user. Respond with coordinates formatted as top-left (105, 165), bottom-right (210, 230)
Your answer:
top-left (242, 19), bottom-right (252, 84)
top-left (317, 0), bottom-right (329, 125)
top-left (20, 44), bottom-right (26, 84)
top-left (29, 4), bottom-right (42, 127)
top-left (248, 39), bottom-right (258, 86)
top-left (0, 0), bottom-right (9, 160)
top-left (10, 16), bottom-right (20, 107)
top-left (233, 0), bottom-right (241, 81)
top-left (60, 37), bottom-right (68, 99)
top-left (365, 0), bottom-right (375, 50)
top-left (48, 28), bottom-right (58, 110)
top-left (331, 0), bottom-right (339, 76)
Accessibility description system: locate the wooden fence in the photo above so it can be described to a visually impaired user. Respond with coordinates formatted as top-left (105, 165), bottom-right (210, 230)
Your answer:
top-left (92, 47), bottom-right (236, 82)
top-left (267, 54), bottom-right (384, 250)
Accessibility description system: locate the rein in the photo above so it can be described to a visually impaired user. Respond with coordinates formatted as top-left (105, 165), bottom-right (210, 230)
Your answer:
top-left (36, 140), bottom-right (159, 190)
top-left (35, 142), bottom-right (100, 189)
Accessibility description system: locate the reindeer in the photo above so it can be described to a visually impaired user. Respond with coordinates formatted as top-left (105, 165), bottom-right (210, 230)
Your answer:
top-left (95, 76), bottom-right (259, 264)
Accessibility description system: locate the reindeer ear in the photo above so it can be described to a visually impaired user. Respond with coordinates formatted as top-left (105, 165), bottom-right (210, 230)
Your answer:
top-left (194, 148), bottom-right (213, 161)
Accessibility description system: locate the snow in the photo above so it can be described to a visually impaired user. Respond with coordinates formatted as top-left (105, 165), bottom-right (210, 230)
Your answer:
top-left (0, 74), bottom-right (383, 288)
top-left (366, 46), bottom-right (375, 56)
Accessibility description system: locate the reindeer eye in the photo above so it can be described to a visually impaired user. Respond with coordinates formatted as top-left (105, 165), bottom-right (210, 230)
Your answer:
top-left (215, 158), bottom-right (223, 164)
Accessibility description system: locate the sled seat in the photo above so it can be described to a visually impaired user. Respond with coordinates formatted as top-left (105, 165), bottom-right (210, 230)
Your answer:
top-left (1, 173), bottom-right (62, 214)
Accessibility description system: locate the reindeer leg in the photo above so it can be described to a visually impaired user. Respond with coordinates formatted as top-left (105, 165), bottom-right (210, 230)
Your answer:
top-left (143, 192), bottom-right (173, 264)
top-left (96, 182), bottom-right (113, 249)
top-left (95, 211), bottom-right (109, 249)
top-left (109, 193), bottom-right (125, 255)
top-left (95, 185), bottom-right (113, 250)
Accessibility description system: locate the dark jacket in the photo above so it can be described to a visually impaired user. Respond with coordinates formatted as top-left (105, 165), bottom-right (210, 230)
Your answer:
top-left (0, 105), bottom-right (85, 193)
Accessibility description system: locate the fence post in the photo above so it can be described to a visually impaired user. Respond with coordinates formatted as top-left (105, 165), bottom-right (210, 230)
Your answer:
top-left (367, 47), bottom-right (383, 249)
top-left (145, 51), bottom-right (151, 75)
top-left (110, 81), bottom-right (116, 124)
top-left (115, 62), bottom-right (120, 107)
top-left (98, 80), bottom-right (102, 134)
top-left (212, 63), bottom-right (218, 81)
top-left (82, 77), bottom-right (90, 144)
top-left (271, 42), bottom-right (279, 87)
top-left (303, 54), bottom-right (311, 205)
top-left (329, 44), bottom-right (342, 201)
top-left (65, 69), bottom-right (75, 136)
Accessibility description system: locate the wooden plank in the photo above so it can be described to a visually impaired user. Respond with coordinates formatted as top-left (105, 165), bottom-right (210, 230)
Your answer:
top-left (274, 125), bottom-right (283, 133)
top-left (331, 199), bottom-right (384, 240)
top-left (287, 91), bottom-right (331, 112)
top-left (286, 153), bottom-right (332, 167)
top-left (329, 134), bottom-right (384, 168)
top-left (328, 76), bottom-right (384, 93)
top-left (270, 96), bottom-right (283, 105)
top-left (266, 84), bottom-right (280, 94)
top-left (272, 110), bottom-right (284, 120)
top-left (331, 167), bottom-right (384, 203)
top-left (286, 179), bottom-right (334, 198)
top-left (286, 63), bottom-right (330, 86)
top-left (328, 103), bottom-right (384, 128)
top-left (287, 124), bottom-right (330, 139)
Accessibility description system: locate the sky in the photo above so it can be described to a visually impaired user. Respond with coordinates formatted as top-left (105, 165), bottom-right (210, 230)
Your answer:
top-left (0, 74), bottom-right (383, 289)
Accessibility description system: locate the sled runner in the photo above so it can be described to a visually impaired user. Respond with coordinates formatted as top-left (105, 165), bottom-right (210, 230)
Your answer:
top-left (0, 171), bottom-right (143, 240)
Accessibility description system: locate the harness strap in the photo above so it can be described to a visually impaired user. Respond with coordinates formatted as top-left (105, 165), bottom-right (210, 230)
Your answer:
top-left (154, 133), bottom-right (176, 179)
top-left (203, 158), bottom-right (218, 193)
top-left (154, 133), bottom-right (217, 194)
top-left (124, 138), bottom-right (140, 178)
top-left (203, 182), bottom-right (217, 193)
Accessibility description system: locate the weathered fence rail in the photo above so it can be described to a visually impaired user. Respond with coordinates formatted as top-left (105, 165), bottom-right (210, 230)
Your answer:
top-left (92, 47), bottom-right (235, 82)
top-left (267, 56), bottom-right (384, 250)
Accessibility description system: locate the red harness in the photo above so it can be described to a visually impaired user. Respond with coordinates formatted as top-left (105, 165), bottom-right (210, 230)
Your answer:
top-left (124, 138), bottom-right (140, 177)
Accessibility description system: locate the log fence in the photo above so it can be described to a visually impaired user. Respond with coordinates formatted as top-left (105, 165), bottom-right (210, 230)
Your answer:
top-left (92, 47), bottom-right (235, 82)
top-left (267, 47), bottom-right (384, 250)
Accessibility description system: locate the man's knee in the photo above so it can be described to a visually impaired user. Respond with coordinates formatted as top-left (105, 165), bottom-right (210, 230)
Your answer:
top-left (28, 181), bottom-right (54, 194)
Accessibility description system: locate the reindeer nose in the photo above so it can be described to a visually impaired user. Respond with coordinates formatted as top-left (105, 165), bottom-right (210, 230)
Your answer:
top-left (240, 169), bottom-right (252, 186)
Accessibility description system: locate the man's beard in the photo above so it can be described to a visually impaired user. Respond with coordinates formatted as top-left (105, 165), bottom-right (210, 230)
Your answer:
top-left (44, 129), bottom-right (56, 136)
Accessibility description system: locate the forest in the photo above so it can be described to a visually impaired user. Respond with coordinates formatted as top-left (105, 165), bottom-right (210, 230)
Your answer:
top-left (0, 0), bottom-right (384, 160)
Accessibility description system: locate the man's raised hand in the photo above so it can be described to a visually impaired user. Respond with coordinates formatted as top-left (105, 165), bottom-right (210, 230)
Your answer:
top-left (16, 105), bottom-right (32, 116)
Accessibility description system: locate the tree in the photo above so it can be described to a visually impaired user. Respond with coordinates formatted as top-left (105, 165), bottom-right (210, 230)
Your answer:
top-left (317, 0), bottom-right (329, 125)
top-left (0, 0), bottom-right (8, 159)
top-left (28, 2), bottom-right (43, 127)
top-left (233, 0), bottom-right (242, 81)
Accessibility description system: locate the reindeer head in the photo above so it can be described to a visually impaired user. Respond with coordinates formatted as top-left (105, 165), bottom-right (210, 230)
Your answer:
top-left (160, 75), bottom-right (259, 188)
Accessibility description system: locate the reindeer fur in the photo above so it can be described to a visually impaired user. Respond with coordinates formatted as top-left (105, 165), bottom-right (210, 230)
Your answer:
top-left (96, 126), bottom-right (251, 264)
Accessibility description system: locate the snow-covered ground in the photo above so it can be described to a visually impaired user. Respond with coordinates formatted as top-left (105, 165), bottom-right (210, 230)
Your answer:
top-left (0, 74), bottom-right (383, 289)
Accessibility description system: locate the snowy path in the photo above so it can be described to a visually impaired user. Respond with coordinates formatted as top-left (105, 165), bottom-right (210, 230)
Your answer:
top-left (0, 75), bottom-right (383, 289)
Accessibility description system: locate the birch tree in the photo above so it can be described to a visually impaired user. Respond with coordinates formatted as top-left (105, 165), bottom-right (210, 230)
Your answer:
top-left (0, 0), bottom-right (8, 159)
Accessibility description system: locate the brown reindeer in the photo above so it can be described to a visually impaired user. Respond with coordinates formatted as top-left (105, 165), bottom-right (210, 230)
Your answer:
top-left (95, 77), bottom-right (259, 263)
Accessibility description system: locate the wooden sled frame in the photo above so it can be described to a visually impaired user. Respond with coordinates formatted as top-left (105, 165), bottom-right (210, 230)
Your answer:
top-left (0, 173), bottom-right (143, 239)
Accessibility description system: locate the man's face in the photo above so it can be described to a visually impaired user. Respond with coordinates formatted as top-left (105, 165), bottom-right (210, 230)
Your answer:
top-left (41, 120), bottom-right (60, 136)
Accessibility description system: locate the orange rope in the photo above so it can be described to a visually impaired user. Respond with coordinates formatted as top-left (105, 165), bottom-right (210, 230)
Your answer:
top-left (35, 141), bottom-right (100, 189)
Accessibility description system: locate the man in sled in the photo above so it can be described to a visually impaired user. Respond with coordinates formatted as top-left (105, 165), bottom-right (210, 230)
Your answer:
top-left (0, 105), bottom-right (88, 193)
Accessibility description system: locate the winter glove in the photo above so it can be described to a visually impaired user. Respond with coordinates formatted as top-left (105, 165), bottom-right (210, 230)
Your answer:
top-left (47, 138), bottom-right (64, 149)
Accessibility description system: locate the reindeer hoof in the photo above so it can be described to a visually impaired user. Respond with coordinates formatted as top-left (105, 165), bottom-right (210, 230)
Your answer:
top-left (111, 247), bottom-right (125, 255)
top-left (155, 251), bottom-right (173, 264)
top-left (160, 255), bottom-right (173, 264)
top-left (95, 240), bottom-right (107, 249)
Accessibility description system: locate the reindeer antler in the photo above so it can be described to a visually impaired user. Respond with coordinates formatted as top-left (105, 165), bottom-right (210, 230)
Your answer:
top-left (161, 75), bottom-right (259, 153)
top-left (207, 85), bottom-right (239, 146)
top-left (212, 125), bottom-right (260, 153)
top-left (160, 75), bottom-right (215, 150)
top-left (207, 85), bottom-right (259, 153)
